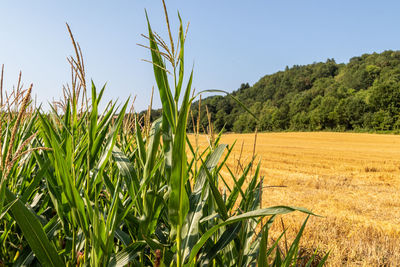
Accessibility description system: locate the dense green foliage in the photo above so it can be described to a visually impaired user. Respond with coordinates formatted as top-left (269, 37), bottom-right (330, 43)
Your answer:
top-left (187, 51), bottom-right (400, 133)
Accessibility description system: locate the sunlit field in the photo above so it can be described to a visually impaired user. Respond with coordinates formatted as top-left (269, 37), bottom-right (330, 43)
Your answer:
top-left (189, 132), bottom-right (400, 266)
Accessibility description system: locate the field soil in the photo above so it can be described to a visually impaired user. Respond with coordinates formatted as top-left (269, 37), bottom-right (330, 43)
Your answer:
top-left (189, 132), bottom-right (400, 266)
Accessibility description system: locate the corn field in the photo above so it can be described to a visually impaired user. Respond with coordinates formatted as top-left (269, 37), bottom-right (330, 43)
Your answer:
top-left (0, 3), bottom-right (326, 266)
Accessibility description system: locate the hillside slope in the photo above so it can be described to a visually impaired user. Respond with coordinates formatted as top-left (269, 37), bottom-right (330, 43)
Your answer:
top-left (187, 50), bottom-right (400, 133)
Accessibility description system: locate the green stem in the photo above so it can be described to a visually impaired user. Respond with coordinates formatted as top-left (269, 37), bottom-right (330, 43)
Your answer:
top-left (176, 225), bottom-right (182, 266)
top-left (84, 238), bottom-right (89, 265)
top-left (72, 229), bottom-right (76, 264)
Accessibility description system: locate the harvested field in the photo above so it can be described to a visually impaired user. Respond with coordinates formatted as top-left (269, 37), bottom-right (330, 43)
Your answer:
top-left (189, 132), bottom-right (400, 266)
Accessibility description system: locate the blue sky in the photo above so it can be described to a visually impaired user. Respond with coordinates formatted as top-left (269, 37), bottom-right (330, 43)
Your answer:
top-left (1, 1), bottom-right (399, 111)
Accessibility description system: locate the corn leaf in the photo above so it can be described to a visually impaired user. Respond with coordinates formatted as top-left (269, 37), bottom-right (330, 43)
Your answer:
top-left (5, 189), bottom-right (64, 266)
top-left (186, 206), bottom-right (315, 265)
top-left (182, 144), bottom-right (226, 261)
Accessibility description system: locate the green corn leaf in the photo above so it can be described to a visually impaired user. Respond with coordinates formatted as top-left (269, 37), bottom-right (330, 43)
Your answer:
top-left (198, 222), bottom-right (242, 266)
top-left (142, 235), bottom-right (174, 266)
top-left (142, 189), bottom-right (164, 235)
top-left (143, 118), bottom-right (162, 180)
top-left (266, 224), bottom-right (285, 259)
top-left (5, 189), bottom-right (64, 266)
top-left (182, 144), bottom-right (226, 262)
top-left (135, 116), bottom-right (147, 166)
top-left (97, 101), bottom-right (117, 131)
top-left (161, 113), bottom-right (173, 182)
top-left (0, 180), bottom-right (6, 216)
top-left (112, 146), bottom-right (140, 198)
top-left (226, 162), bottom-right (252, 211)
top-left (115, 229), bottom-right (132, 247)
top-left (0, 198), bottom-right (17, 220)
top-left (21, 157), bottom-right (51, 203)
top-left (169, 69), bottom-right (193, 265)
top-left (108, 241), bottom-right (147, 267)
top-left (283, 215), bottom-right (309, 265)
top-left (241, 182), bottom-right (263, 264)
top-left (92, 99), bottom-right (129, 190)
top-left (305, 251), bottom-right (318, 267)
top-left (14, 217), bottom-right (62, 267)
top-left (89, 81), bottom-right (99, 161)
top-left (91, 101), bottom-right (116, 166)
top-left (50, 132), bottom-right (89, 236)
top-left (1, 123), bottom-right (10, 168)
top-left (168, 72), bottom-right (193, 227)
top-left (316, 251), bottom-right (330, 267)
top-left (215, 140), bottom-right (236, 174)
top-left (104, 177), bottom-right (122, 263)
top-left (199, 213), bottom-right (220, 224)
top-left (257, 227), bottom-right (268, 267)
top-left (241, 162), bottom-right (261, 212)
top-left (273, 246), bottom-right (282, 267)
top-left (201, 157), bottom-right (228, 221)
top-left (175, 13), bottom-right (185, 102)
top-left (185, 206), bottom-right (315, 265)
top-left (145, 11), bottom-right (175, 129)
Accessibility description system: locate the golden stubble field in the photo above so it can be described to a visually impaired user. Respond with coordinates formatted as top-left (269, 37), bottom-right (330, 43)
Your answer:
top-left (189, 132), bottom-right (400, 266)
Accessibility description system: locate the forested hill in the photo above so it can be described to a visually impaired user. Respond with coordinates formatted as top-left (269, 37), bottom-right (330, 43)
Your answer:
top-left (186, 50), bottom-right (400, 133)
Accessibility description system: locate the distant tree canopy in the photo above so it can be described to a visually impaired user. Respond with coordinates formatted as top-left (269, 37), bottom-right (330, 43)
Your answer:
top-left (149, 50), bottom-right (400, 133)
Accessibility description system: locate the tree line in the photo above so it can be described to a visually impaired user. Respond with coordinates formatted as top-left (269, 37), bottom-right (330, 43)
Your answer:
top-left (147, 50), bottom-right (400, 133)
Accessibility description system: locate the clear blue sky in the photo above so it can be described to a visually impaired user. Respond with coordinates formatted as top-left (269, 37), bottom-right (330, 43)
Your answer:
top-left (1, 1), bottom-right (399, 111)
